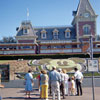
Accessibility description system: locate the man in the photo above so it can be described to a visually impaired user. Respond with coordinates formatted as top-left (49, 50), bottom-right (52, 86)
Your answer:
top-left (58, 68), bottom-right (65, 99)
top-left (49, 66), bottom-right (61, 100)
top-left (74, 67), bottom-right (83, 96)
top-left (48, 70), bottom-right (52, 96)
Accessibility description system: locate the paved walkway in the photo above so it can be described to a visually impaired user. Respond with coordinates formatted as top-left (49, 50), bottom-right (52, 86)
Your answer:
top-left (0, 87), bottom-right (100, 100)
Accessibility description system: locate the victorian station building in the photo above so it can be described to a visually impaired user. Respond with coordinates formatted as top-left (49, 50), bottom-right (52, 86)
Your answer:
top-left (0, 0), bottom-right (100, 55)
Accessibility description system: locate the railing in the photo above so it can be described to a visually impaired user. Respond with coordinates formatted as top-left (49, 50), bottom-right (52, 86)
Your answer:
top-left (0, 42), bottom-right (100, 55)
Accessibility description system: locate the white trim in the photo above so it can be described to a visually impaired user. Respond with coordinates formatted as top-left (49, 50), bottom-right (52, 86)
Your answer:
top-left (65, 28), bottom-right (71, 32)
top-left (41, 29), bottom-right (46, 33)
top-left (65, 28), bottom-right (71, 38)
top-left (76, 0), bottom-right (82, 16)
top-left (41, 40), bottom-right (73, 43)
top-left (53, 28), bottom-right (59, 33)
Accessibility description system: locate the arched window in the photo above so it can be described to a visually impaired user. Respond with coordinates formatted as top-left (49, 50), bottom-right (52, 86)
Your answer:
top-left (41, 33), bottom-right (46, 39)
top-left (65, 28), bottom-right (71, 38)
top-left (83, 25), bottom-right (91, 34)
top-left (41, 29), bottom-right (47, 39)
top-left (53, 29), bottom-right (59, 40)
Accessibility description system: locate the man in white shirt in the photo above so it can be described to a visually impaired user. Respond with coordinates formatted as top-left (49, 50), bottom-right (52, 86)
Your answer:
top-left (74, 67), bottom-right (83, 96)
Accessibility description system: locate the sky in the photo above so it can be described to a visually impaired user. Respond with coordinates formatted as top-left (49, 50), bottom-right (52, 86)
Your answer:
top-left (0, 0), bottom-right (100, 40)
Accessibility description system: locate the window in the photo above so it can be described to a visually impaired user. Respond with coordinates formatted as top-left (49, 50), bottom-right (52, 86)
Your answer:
top-left (53, 32), bottom-right (58, 40)
top-left (47, 45), bottom-right (51, 49)
top-left (23, 28), bottom-right (29, 34)
top-left (83, 25), bottom-right (91, 34)
top-left (41, 46), bottom-right (47, 49)
top-left (65, 32), bottom-right (70, 38)
top-left (21, 46), bottom-right (32, 49)
top-left (53, 29), bottom-right (59, 40)
top-left (41, 33), bottom-right (46, 39)
top-left (41, 29), bottom-right (47, 39)
top-left (65, 28), bottom-right (71, 38)
top-left (84, 27), bottom-right (90, 34)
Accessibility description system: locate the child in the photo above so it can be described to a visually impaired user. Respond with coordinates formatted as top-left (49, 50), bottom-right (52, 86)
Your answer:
top-left (68, 78), bottom-right (72, 96)
top-left (71, 76), bottom-right (76, 95)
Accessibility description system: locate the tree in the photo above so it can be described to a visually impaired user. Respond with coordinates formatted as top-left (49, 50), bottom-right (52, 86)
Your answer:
top-left (2, 36), bottom-right (16, 43)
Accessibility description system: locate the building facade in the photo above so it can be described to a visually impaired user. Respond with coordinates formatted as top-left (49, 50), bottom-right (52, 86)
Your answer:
top-left (0, 0), bottom-right (100, 55)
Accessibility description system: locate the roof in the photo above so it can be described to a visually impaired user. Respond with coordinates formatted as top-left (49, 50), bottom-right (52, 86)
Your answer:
top-left (76, 0), bottom-right (96, 16)
top-left (36, 26), bottom-right (76, 40)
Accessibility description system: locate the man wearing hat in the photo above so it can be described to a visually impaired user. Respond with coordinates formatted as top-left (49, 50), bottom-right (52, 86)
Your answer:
top-left (49, 66), bottom-right (61, 100)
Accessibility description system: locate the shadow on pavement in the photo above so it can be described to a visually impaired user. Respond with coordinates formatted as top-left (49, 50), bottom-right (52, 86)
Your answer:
top-left (3, 97), bottom-right (40, 99)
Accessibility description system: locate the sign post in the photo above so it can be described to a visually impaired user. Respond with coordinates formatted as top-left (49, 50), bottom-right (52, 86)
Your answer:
top-left (87, 35), bottom-right (99, 100)
top-left (92, 72), bottom-right (95, 100)
top-left (87, 59), bottom-right (99, 100)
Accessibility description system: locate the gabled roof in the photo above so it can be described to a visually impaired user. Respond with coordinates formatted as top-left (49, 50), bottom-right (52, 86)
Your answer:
top-left (76, 0), bottom-right (96, 16)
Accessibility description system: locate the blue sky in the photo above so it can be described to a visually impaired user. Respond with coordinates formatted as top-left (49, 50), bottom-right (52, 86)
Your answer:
top-left (0, 0), bottom-right (100, 39)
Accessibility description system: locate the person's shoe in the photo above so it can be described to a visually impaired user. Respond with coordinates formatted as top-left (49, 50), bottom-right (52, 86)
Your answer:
top-left (63, 96), bottom-right (65, 99)
top-left (80, 94), bottom-right (82, 96)
top-left (28, 96), bottom-right (32, 99)
top-left (65, 94), bottom-right (68, 96)
top-left (75, 94), bottom-right (79, 96)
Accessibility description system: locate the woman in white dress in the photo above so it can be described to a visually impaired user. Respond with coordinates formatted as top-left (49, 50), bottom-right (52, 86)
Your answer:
top-left (62, 70), bottom-right (69, 95)
top-left (25, 70), bottom-right (34, 98)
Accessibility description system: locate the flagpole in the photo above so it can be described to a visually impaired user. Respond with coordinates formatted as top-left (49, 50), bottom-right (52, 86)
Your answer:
top-left (27, 8), bottom-right (29, 21)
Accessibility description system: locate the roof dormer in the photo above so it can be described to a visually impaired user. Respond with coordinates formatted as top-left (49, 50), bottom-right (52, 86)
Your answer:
top-left (41, 29), bottom-right (47, 34)
top-left (41, 29), bottom-right (47, 39)
top-left (65, 28), bottom-right (71, 33)
top-left (53, 29), bottom-right (59, 34)
top-left (65, 28), bottom-right (71, 38)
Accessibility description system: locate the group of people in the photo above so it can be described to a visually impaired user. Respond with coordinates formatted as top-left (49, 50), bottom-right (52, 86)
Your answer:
top-left (24, 67), bottom-right (83, 100)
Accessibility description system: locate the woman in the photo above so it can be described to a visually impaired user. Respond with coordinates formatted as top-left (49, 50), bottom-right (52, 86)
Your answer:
top-left (37, 70), bottom-right (43, 98)
top-left (24, 69), bottom-right (34, 98)
top-left (41, 70), bottom-right (49, 100)
top-left (62, 69), bottom-right (69, 96)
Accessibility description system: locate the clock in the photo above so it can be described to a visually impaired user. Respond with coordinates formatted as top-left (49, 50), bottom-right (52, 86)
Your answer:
top-left (84, 13), bottom-right (90, 17)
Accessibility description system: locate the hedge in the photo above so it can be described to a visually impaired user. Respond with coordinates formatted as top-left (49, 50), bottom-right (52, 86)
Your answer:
top-left (0, 53), bottom-right (100, 60)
